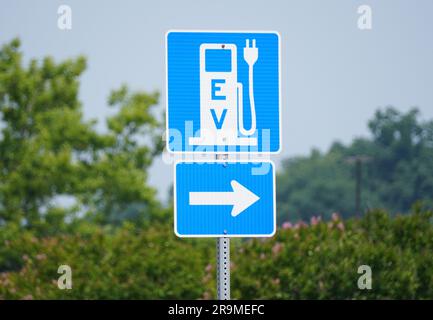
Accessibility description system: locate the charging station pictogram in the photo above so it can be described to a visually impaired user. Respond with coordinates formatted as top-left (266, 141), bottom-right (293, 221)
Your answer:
top-left (166, 30), bottom-right (281, 153)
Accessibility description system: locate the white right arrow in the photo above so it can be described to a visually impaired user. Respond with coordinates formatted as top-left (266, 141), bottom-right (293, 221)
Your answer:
top-left (189, 180), bottom-right (260, 217)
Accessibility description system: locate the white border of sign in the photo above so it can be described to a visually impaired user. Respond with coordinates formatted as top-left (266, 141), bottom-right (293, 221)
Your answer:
top-left (165, 30), bottom-right (282, 154)
top-left (173, 159), bottom-right (277, 238)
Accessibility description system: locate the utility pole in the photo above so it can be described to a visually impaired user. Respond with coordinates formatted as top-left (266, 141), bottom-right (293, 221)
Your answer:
top-left (355, 158), bottom-right (361, 216)
top-left (345, 155), bottom-right (371, 217)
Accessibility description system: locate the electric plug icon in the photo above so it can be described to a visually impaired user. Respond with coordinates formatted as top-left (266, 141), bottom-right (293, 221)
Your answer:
top-left (243, 39), bottom-right (258, 66)
top-left (239, 38), bottom-right (258, 137)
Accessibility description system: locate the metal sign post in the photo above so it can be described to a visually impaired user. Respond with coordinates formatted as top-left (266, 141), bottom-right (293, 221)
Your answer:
top-left (217, 237), bottom-right (230, 300)
top-left (167, 30), bottom-right (281, 301)
top-left (216, 154), bottom-right (230, 300)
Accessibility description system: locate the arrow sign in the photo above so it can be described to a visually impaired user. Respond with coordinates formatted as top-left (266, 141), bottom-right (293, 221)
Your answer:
top-left (189, 180), bottom-right (260, 217)
top-left (175, 161), bottom-right (276, 237)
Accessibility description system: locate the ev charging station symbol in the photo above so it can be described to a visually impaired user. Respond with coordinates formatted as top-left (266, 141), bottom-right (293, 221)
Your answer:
top-left (166, 31), bottom-right (281, 153)
top-left (189, 40), bottom-right (258, 147)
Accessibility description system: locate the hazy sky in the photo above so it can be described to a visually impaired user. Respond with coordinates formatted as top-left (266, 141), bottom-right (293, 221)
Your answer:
top-left (1, 0), bottom-right (432, 202)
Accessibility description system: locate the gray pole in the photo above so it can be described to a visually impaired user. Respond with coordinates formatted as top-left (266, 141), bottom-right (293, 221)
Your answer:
top-left (345, 155), bottom-right (371, 218)
top-left (355, 159), bottom-right (361, 217)
top-left (217, 237), bottom-right (230, 300)
top-left (215, 153), bottom-right (230, 300)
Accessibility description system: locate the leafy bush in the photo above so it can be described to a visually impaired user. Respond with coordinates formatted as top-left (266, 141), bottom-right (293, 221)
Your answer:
top-left (0, 223), bottom-right (212, 299)
top-left (231, 208), bottom-right (433, 299)
top-left (0, 209), bottom-right (432, 299)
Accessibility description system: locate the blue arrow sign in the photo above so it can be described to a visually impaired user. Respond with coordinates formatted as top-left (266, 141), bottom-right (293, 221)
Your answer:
top-left (166, 30), bottom-right (281, 153)
top-left (174, 161), bottom-right (276, 237)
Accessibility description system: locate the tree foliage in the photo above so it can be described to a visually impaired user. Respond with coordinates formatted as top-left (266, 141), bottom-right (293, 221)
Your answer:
top-left (0, 39), bottom-right (164, 232)
top-left (277, 107), bottom-right (433, 222)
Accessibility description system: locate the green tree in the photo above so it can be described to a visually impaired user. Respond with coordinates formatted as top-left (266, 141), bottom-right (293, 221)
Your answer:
top-left (364, 108), bottom-right (433, 212)
top-left (0, 39), bottom-right (164, 233)
top-left (277, 107), bottom-right (433, 222)
top-left (277, 149), bottom-right (354, 222)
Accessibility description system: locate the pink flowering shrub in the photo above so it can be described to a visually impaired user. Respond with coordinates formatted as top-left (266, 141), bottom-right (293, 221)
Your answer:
top-left (0, 208), bottom-right (432, 299)
top-left (0, 223), bottom-right (212, 299)
top-left (232, 208), bottom-right (433, 299)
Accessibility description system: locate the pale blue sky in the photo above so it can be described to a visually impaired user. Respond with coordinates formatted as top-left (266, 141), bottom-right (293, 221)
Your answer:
top-left (1, 0), bottom-right (432, 201)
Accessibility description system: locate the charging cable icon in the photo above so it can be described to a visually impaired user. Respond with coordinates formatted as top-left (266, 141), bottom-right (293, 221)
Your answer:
top-left (238, 39), bottom-right (258, 136)
top-left (189, 39), bottom-right (259, 147)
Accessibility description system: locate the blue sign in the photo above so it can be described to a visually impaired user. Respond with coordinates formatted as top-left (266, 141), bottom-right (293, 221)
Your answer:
top-left (166, 31), bottom-right (281, 153)
top-left (174, 161), bottom-right (276, 237)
